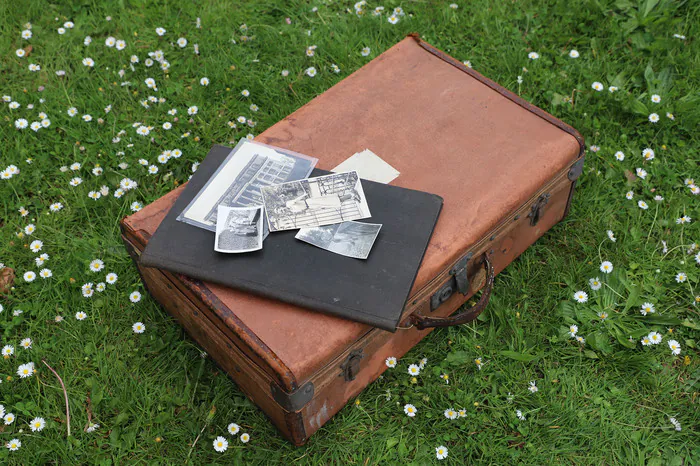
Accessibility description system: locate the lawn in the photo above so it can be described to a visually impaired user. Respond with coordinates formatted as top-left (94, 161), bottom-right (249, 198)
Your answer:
top-left (0, 0), bottom-right (698, 464)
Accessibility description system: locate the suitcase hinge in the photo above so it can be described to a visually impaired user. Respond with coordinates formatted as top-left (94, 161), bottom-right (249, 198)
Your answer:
top-left (528, 193), bottom-right (551, 226)
top-left (339, 349), bottom-right (364, 382)
top-left (430, 252), bottom-right (473, 311)
top-left (567, 156), bottom-right (585, 181)
top-left (270, 381), bottom-right (315, 412)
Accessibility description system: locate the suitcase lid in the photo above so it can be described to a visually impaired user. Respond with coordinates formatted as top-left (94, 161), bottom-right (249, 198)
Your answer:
top-left (123, 36), bottom-right (582, 388)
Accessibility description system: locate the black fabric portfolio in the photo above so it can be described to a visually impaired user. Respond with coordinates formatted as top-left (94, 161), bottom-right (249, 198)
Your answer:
top-left (139, 145), bottom-right (443, 331)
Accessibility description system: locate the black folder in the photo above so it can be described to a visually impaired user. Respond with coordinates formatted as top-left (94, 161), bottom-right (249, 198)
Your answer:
top-left (139, 145), bottom-right (443, 331)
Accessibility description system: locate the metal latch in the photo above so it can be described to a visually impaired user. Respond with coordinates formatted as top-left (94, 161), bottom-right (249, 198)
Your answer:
top-left (339, 349), bottom-right (364, 381)
top-left (430, 252), bottom-right (473, 311)
top-left (528, 193), bottom-right (550, 226)
top-left (567, 157), bottom-right (585, 181)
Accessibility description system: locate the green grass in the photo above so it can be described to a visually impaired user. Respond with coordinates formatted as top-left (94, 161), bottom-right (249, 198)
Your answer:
top-left (0, 0), bottom-right (698, 464)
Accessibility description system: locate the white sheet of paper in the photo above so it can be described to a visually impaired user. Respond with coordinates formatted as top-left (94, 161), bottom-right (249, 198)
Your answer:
top-left (331, 149), bottom-right (400, 184)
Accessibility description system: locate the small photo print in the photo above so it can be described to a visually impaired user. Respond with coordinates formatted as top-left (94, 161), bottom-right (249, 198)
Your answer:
top-left (177, 139), bottom-right (317, 233)
top-left (261, 171), bottom-right (371, 232)
top-left (215, 206), bottom-right (263, 253)
top-left (296, 221), bottom-right (382, 260)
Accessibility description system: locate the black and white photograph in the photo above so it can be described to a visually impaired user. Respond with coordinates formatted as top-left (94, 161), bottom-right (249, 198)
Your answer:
top-left (215, 206), bottom-right (264, 253)
top-left (177, 139), bottom-right (317, 232)
top-left (296, 221), bottom-right (382, 259)
top-left (261, 171), bottom-right (371, 232)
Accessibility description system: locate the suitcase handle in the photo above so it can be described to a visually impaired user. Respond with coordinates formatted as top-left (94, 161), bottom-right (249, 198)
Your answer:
top-left (410, 254), bottom-right (494, 329)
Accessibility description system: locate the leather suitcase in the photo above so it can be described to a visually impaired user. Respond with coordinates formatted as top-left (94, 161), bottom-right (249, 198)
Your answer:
top-left (120, 35), bottom-right (584, 445)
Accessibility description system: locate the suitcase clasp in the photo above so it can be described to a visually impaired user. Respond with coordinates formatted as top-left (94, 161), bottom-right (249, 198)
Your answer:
top-left (339, 349), bottom-right (364, 382)
top-left (528, 193), bottom-right (551, 226)
top-left (430, 252), bottom-right (473, 311)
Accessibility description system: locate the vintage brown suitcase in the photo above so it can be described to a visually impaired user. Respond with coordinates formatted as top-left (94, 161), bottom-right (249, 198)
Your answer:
top-left (120, 35), bottom-right (584, 445)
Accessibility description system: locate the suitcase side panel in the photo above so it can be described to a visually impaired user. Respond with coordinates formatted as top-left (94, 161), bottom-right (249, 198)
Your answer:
top-left (297, 168), bottom-right (574, 437)
top-left (123, 238), bottom-right (308, 445)
top-left (121, 223), bottom-right (300, 393)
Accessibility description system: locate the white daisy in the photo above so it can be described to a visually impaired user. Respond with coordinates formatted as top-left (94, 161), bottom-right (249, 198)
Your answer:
top-left (640, 302), bottom-right (655, 316)
top-left (404, 404), bottom-right (417, 417)
top-left (15, 118), bottom-right (28, 129)
top-left (668, 340), bottom-right (681, 355)
top-left (648, 331), bottom-right (662, 345)
top-left (17, 362), bottom-right (34, 378)
top-left (650, 94), bottom-right (661, 103)
top-left (132, 322), bottom-right (146, 333)
top-left (130, 291), bottom-right (142, 303)
top-left (569, 49), bottom-right (579, 58)
top-left (39, 268), bottom-right (52, 279)
top-left (573, 291), bottom-right (588, 303)
top-left (569, 324), bottom-right (578, 337)
top-left (600, 261), bottom-right (613, 274)
top-left (213, 436), bottom-right (228, 452)
top-left (177, 37), bottom-right (188, 48)
top-left (155, 27), bottom-right (166, 36)
top-left (240, 433), bottom-right (250, 443)
top-left (2, 345), bottom-right (14, 357)
top-left (130, 201), bottom-right (142, 212)
top-left (30, 239), bottom-right (43, 252)
top-left (385, 357), bottom-right (397, 368)
top-left (636, 168), bottom-right (647, 179)
top-left (305, 67), bottom-right (317, 77)
top-left (407, 364), bottom-right (420, 376)
top-left (444, 408), bottom-right (458, 419)
top-left (82, 57), bottom-right (95, 67)
top-left (528, 381), bottom-right (538, 393)
top-left (228, 423), bottom-right (240, 435)
top-left (642, 148), bottom-right (655, 160)
top-left (188, 106), bottom-right (198, 115)
top-left (591, 82), bottom-right (604, 91)
top-left (436, 446), bottom-right (448, 460)
top-left (75, 311), bottom-right (87, 320)
top-left (528, 52), bottom-right (539, 60)
top-left (4, 413), bottom-right (15, 424)
top-left (6, 439), bottom-right (21, 451)
top-left (648, 113), bottom-right (659, 123)
top-left (29, 417), bottom-right (46, 432)
top-left (361, 47), bottom-right (371, 56)
top-left (105, 36), bottom-right (116, 47)
top-left (24, 271), bottom-right (36, 282)
top-left (638, 200), bottom-right (649, 210)
top-left (589, 278), bottom-right (602, 290)
top-left (675, 272), bottom-right (687, 283)
top-left (116, 40), bottom-right (126, 50)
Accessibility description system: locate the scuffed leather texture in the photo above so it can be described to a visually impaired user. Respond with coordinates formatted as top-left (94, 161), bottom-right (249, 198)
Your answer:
top-left (123, 36), bottom-right (582, 384)
top-left (140, 145), bottom-right (443, 331)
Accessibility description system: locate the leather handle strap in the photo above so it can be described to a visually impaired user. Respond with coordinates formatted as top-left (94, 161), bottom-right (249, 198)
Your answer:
top-left (410, 254), bottom-right (495, 329)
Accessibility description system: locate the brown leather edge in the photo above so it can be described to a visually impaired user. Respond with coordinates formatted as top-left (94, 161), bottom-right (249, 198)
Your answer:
top-left (408, 33), bottom-right (586, 157)
top-left (284, 411), bottom-right (308, 446)
top-left (119, 219), bottom-right (300, 393)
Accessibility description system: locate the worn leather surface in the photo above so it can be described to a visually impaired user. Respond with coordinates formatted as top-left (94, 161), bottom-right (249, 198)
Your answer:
top-left (124, 36), bottom-right (580, 383)
top-left (140, 146), bottom-right (443, 331)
